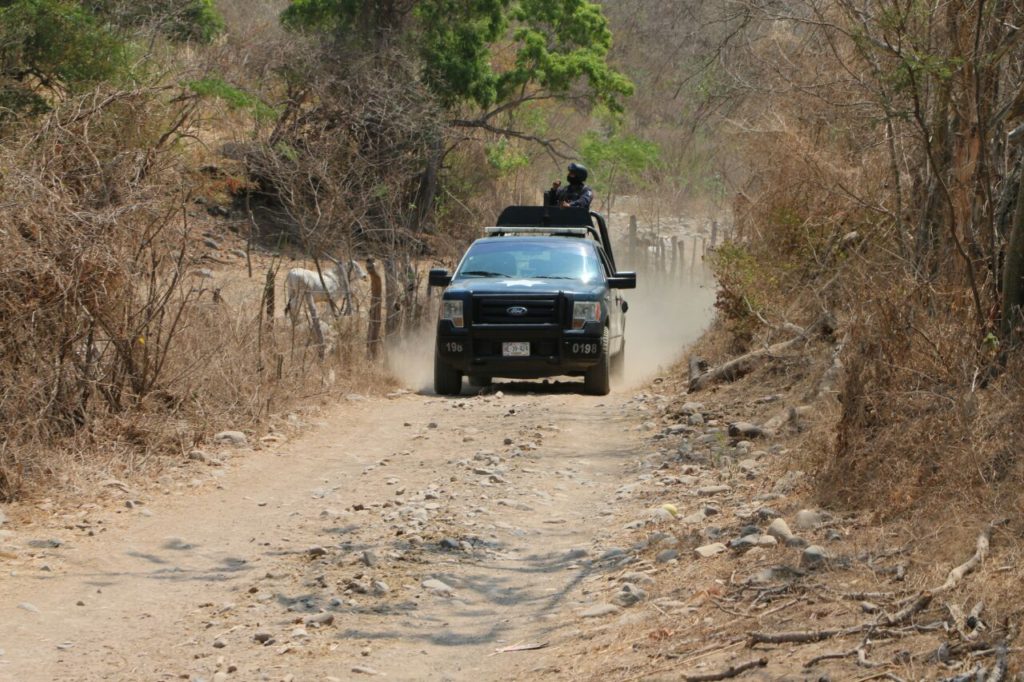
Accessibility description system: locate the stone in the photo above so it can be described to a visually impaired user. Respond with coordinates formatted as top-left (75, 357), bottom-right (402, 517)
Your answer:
top-left (579, 603), bottom-right (621, 618)
top-left (213, 431), bottom-right (247, 446)
top-left (372, 580), bottom-right (390, 595)
top-left (693, 543), bottom-right (728, 558)
top-left (619, 572), bottom-right (656, 588)
top-left (729, 535), bottom-right (759, 553)
top-left (681, 511), bottom-right (706, 524)
top-left (304, 612), bottom-right (335, 627)
top-left (794, 509), bottom-right (828, 530)
top-left (697, 485), bottom-right (731, 497)
top-left (728, 422), bottom-right (764, 439)
top-left (766, 518), bottom-right (795, 542)
top-left (188, 450), bottom-right (208, 463)
top-left (801, 545), bottom-right (830, 569)
top-left (362, 550), bottom-right (378, 567)
top-left (563, 548), bottom-right (589, 561)
top-left (254, 632), bottom-right (273, 645)
top-left (600, 548), bottom-right (628, 560)
top-left (680, 402), bottom-right (704, 415)
top-left (612, 583), bottom-right (648, 607)
top-left (756, 534), bottom-right (777, 547)
top-left (738, 459), bottom-right (759, 473)
top-left (306, 546), bottom-right (328, 558)
top-left (351, 666), bottom-right (382, 675)
top-left (17, 602), bottom-right (39, 614)
top-left (422, 578), bottom-right (454, 595)
top-left (655, 548), bottom-right (679, 563)
top-left (772, 470), bottom-right (805, 495)
top-left (212, 638), bottom-right (226, 649)
top-left (687, 413), bottom-right (705, 426)
top-left (439, 537), bottom-right (461, 550)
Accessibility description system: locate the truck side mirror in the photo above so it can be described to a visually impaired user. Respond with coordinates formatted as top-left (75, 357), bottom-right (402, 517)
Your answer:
top-left (428, 268), bottom-right (452, 287)
top-left (608, 272), bottom-right (636, 289)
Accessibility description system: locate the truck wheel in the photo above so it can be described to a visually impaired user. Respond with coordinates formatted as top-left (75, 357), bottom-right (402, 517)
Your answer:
top-left (584, 330), bottom-right (611, 396)
top-left (434, 351), bottom-right (463, 395)
top-left (468, 375), bottom-right (492, 388)
top-left (610, 341), bottom-right (625, 384)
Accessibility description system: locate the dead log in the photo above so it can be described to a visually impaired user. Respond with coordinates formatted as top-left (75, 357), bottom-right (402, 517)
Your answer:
top-left (690, 316), bottom-right (831, 392)
top-left (688, 356), bottom-right (706, 385)
top-left (682, 658), bottom-right (768, 681)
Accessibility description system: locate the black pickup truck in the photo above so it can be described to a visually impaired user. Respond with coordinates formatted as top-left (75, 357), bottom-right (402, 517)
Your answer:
top-left (428, 206), bottom-right (636, 396)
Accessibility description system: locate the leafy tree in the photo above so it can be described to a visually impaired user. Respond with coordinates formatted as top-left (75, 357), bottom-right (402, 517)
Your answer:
top-left (580, 130), bottom-right (660, 197)
top-left (0, 0), bottom-right (126, 119)
top-left (281, 0), bottom-right (632, 124)
top-left (85, 0), bottom-right (225, 43)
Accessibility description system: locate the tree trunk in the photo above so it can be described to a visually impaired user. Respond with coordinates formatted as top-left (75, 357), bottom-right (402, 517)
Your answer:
top-left (1001, 167), bottom-right (1024, 344)
top-left (384, 257), bottom-right (401, 337)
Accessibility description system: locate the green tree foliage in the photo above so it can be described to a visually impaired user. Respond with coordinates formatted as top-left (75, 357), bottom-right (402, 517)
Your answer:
top-left (580, 130), bottom-right (659, 193)
top-left (85, 0), bottom-right (225, 43)
top-left (0, 0), bottom-right (126, 118)
top-left (281, 0), bottom-right (632, 113)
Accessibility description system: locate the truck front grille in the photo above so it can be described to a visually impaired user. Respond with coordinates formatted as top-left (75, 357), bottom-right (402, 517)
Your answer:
top-left (474, 297), bottom-right (561, 325)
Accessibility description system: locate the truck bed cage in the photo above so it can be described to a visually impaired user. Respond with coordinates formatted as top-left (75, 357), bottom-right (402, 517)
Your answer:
top-left (494, 205), bottom-right (618, 272)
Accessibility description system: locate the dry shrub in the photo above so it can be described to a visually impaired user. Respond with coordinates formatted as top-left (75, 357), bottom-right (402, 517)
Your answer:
top-left (815, 258), bottom-right (1024, 517)
top-left (0, 83), bottom-right (403, 501)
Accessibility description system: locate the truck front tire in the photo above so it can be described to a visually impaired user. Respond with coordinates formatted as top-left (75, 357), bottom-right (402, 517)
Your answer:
top-left (434, 351), bottom-right (463, 395)
top-left (584, 329), bottom-right (611, 396)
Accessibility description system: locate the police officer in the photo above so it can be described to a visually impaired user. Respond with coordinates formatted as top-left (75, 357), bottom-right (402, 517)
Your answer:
top-left (547, 162), bottom-right (594, 210)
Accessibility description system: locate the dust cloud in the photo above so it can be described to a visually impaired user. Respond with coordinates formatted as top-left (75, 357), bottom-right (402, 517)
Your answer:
top-left (620, 271), bottom-right (716, 387)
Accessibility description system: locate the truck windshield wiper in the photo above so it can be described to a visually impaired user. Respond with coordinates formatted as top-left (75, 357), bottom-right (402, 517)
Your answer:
top-left (460, 270), bottom-right (511, 278)
top-left (534, 275), bottom-right (575, 279)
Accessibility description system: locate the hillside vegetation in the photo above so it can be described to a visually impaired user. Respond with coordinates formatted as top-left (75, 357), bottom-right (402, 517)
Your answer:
top-left (2, 0), bottom-right (1023, 573)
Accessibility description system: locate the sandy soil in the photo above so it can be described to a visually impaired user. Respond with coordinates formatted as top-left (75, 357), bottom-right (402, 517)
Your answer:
top-left (0, 381), bottom-right (668, 681)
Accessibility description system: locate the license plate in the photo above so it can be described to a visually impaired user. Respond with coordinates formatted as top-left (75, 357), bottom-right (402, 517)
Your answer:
top-left (502, 341), bottom-right (530, 357)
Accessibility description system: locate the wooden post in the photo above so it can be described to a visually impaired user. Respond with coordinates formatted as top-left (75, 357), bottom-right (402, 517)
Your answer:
top-left (690, 236), bottom-right (698, 283)
top-left (710, 220), bottom-right (718, 248)
top-left (670, 236), bottom-right (678, 278)
top-left (366, 258), bottom-right (383, 359)
top-left (628, 215), bottom-right (638, 266)
top-left (263, 266), bottom-right (275, 325)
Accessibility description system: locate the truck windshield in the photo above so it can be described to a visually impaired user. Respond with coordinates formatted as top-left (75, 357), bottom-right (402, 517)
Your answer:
top-left (454, 239), bottom-right (603, 283)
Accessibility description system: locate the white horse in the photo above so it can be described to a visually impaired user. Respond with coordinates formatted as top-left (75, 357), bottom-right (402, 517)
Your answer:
top-left (283, 257), bottom-right (366, 324)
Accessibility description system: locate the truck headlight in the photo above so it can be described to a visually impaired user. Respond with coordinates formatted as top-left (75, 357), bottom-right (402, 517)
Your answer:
top-left (441, 299), bottom-right (464, 328)
top-left (572, 301), bottom-right (601, 329)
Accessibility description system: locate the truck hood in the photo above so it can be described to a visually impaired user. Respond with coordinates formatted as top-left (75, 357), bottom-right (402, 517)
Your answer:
top-left (446, 278), bottom-right (605, 296)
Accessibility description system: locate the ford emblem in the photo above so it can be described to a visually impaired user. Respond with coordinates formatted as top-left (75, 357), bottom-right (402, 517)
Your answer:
top-left (507, 306), bottom-right (528, 316)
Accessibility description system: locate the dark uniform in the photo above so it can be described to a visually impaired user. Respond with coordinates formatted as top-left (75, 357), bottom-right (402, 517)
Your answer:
top-left (546, 162), bottom-right (594, 210)
top-left (553, 182), bottom-right (594, 210)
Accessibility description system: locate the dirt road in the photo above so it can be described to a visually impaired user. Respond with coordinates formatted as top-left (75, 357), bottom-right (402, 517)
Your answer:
top-left (0, 383), bottom-right (660, 681)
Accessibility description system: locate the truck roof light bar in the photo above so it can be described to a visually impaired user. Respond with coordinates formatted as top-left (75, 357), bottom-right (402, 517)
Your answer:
top-left (484, 226), bottom-right (592, 237)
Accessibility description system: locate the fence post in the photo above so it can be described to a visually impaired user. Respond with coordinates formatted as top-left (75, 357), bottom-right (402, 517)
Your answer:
top-left (366, 258), bottom-right (383, 359)
top-left (628, 215), bottom-right (638, 267)
top-left (710, 220), bottom-right (718, 249)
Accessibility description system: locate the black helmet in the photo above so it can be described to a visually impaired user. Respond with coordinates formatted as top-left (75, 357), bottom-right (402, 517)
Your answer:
top-left (567, 162), bottom-right (588, 183)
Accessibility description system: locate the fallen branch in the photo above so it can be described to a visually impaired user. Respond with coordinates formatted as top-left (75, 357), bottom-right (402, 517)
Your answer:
top-left (929, 521), bottom-right (1002, 595)
top-left (689, 315), bottom-right (832, 392)
top-left (750, 625), bottom-right (865, 645)
top-left (682, 658), bottom-right (768, 681)
top-left (881, 592), bottom-right (932, 626)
